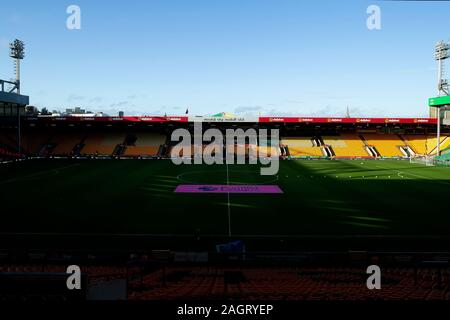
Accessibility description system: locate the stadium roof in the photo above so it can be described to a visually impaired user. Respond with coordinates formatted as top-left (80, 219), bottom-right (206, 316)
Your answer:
top-left (0, 91), bottom-right (29, 105)
top-left (25, 115), bottom-right (438, 125)
top-left (211, 112), bottom-right (236, 118)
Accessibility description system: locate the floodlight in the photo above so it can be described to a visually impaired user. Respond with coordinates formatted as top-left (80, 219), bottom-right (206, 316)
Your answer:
top-left (9, 39), bottom-right (25, 60)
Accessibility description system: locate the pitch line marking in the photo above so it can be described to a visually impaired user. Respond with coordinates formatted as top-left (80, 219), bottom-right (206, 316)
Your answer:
top-left (375, 165), bottom-right (450, 186)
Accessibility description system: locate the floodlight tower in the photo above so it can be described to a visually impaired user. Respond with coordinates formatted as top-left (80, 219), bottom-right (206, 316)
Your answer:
top-left (9, 39), bottom-right (25, 94)
top-left (434, 40), bottom-right (450, 156)
top-left (6, 39), bottom-right (25, 156)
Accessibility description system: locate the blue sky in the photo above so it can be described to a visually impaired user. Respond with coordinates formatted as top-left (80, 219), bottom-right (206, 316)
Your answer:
top-left (0, 0), bottom-right (449, 117)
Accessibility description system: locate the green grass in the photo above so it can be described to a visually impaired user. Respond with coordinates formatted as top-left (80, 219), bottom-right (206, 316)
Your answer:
top-left (1, 159), bottom-right (450, 238)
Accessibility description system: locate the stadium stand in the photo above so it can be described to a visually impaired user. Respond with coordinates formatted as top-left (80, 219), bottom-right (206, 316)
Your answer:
top-left (49, 132), bottom-right (85, 156)
top-left (223, 144), bottom-right (251, 157)
top-left (402, 134), bottom-right (450, 155)
top-left (127, 266), bottom-right (450, 301)
top-left (3, 126), bottom-right (450, 159)
top-left (19, 132), bottom-right (51, 155)
top-left (81, 133), bottom-right (125, 156)
top-left (281, 137), bottom-right (323, 157)
top-left (168, 144), bottom-right (267, 158)
top-left (0, 263), bottom-right (137, 301)
top-left (255, 145), bottom-right (279, 157)
top-left (0, 132), bottom-right (15, 148)
top-left (167, 140), bottom-right (270, 158)
top-left (432, 135), bottom-right (450, 154)
top-left (124, 146), bottom-right (160, 157)
top-left (323, 134), bottom-right (370, 158)
top-left (362, 134), bottom-right (406, 157)
top-left (123, 133), bottom-right (166, 157)
top-left (441, 137), bottom-right (450, 152)
top-left (441, 145), bottom-right (450, 156)
top-left (0, 133), bottom-right (19, 160)
top-left (0, 146), bottom-right (21, 161)
top-left (2, 262), bottom-right (449, 301)
top-left (435, 146), bottom-right (450, 164)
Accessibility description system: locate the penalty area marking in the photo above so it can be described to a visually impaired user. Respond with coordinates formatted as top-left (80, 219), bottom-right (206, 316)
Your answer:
top-left (376, 165), bottom-right (450, 186)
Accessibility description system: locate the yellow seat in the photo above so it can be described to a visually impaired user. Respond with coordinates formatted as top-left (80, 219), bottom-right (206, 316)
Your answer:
top-left (20, 132), bottom-right (50, 154)
top-left (363, 134), bottom-right (405, 157)
top-left (288, 147), bottom-right (323, 157)
top-left (82, 133), bottom-right (125, 155)
top-left (50, 133), bottom-right (84, 155)
top-left (403, 135), bottom-right (450, 155)
top-left (323, 134), bottom-right (369, 157)
top-left (123, 133), bottom-right (166, 157)
top-left (123, 146), bottom-right (160, 156)
top-left (281, 137), bottom-right (323, 157)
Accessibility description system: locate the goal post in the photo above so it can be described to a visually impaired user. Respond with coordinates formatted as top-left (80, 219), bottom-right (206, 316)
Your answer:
top-left (409, 156), bottom-right (435, 166)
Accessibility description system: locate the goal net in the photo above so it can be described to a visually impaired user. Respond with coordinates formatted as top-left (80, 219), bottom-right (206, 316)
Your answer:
top-left (410, 156), bottom-right (435, 166)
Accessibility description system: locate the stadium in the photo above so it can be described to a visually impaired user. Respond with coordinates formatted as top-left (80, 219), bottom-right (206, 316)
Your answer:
top-left (2, 92), bottom-right (450, 301)
top-left (1, 114), bottom-right (450, 242)
top-left (1, 2), bottom-right (450, 306)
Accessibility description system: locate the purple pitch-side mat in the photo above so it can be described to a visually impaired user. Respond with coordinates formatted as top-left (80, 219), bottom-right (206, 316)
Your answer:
top-left (174, 184), bottom-right (283, 194)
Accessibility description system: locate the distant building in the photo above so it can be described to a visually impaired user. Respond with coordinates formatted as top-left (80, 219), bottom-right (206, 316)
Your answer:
top-left (26, 105), bottom-right (39, 116)
top-left (65, 107), bottom-right (87, 115)
top-left (430, 106), bottom-right (450, 121)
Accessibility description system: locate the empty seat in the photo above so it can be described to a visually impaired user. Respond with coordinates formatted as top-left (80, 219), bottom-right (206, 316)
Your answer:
top-left (363, 134), bottom-right (406, 157)
top-left (281, 137), bottom-right (323, 157)
top-left (82, 133), bottom-right (125, 155)
top-left (323, 134), bottom-right (369, 157)
top-left (123, 133), bottom-right (166, 156)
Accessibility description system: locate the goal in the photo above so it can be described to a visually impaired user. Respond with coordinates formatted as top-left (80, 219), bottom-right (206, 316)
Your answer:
top-left (409, 156), bottom-right (435, 166)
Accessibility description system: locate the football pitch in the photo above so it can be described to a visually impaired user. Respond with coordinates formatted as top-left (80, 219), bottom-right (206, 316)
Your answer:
top-left (1, 158), bottom-right (450, 242)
